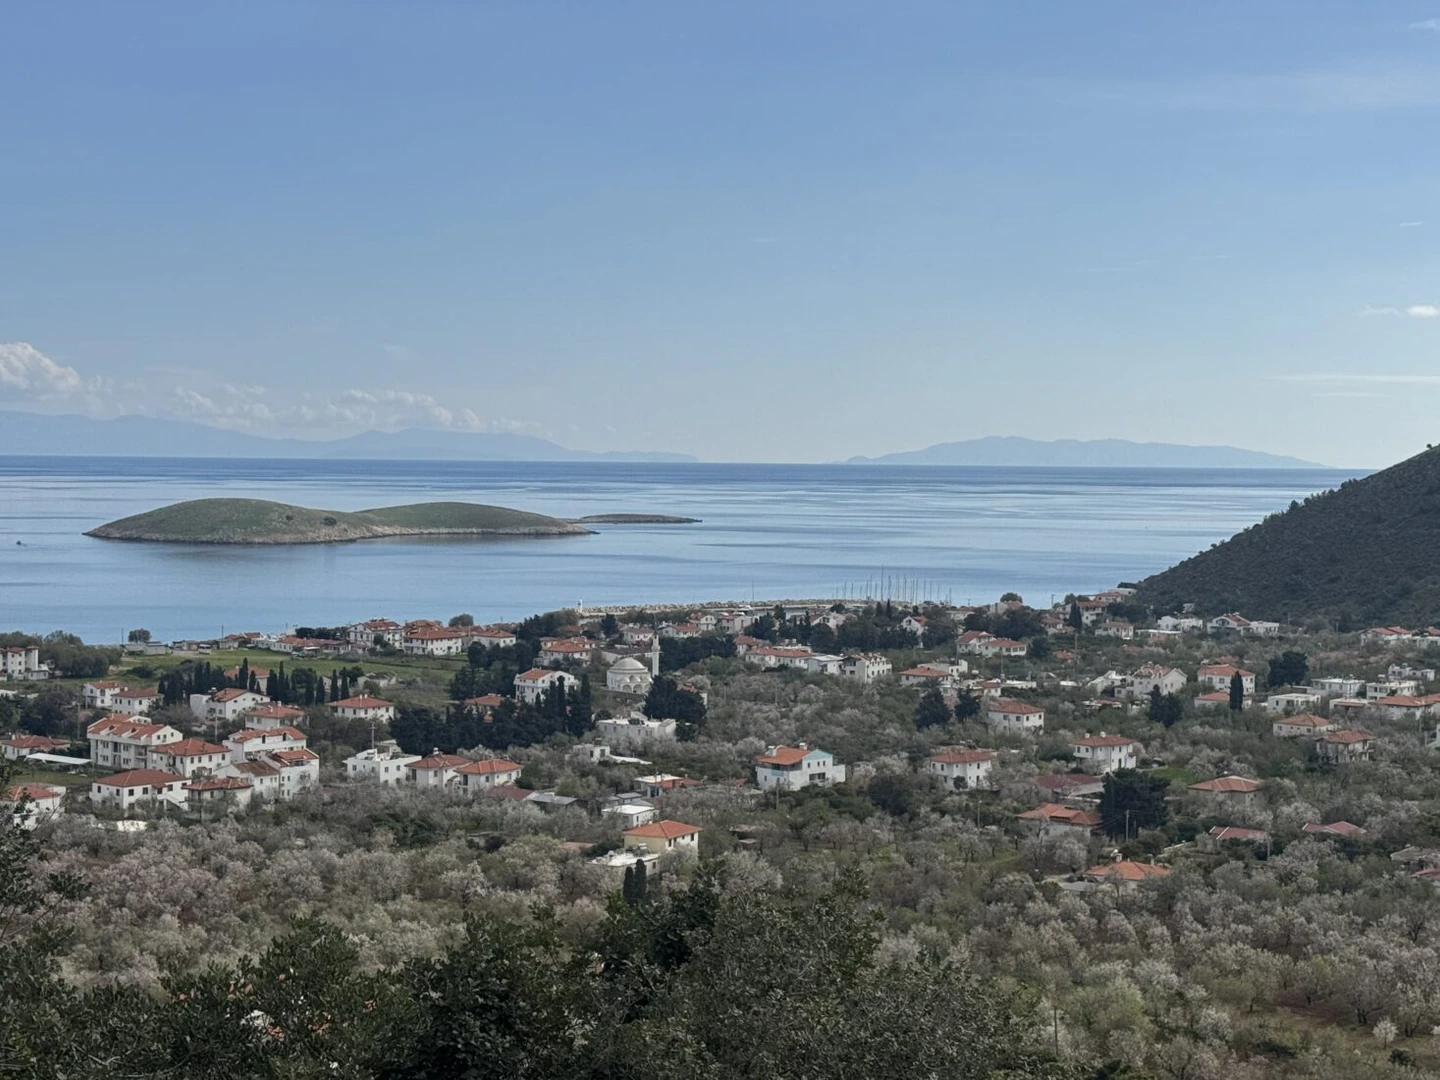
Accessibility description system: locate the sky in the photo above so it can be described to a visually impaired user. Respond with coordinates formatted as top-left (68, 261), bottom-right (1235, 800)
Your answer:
top-left (3, 2), bottom-right (1440, 467)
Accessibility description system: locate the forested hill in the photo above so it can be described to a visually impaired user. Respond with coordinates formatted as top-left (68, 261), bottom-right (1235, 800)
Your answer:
top-left (1133, 449), bottom-right (1440, 626)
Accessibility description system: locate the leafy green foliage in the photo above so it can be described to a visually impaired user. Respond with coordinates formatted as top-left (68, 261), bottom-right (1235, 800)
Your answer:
top-left (1099, 769), bottom-right (1169, 839)
top-left (1266, 650), bottom-right (1310, 688)
top-left (1134, 449), bottom-right (1440, 623)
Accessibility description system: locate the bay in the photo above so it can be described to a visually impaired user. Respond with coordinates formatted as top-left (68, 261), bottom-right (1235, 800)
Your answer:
top-left (0, 457), bottom-right (1361, 642)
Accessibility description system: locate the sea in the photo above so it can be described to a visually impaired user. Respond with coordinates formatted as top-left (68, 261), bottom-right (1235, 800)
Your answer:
top-left (0, 457), bottom-right (1362, 644)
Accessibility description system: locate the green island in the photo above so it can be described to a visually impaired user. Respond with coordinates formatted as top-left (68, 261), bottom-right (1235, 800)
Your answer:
top-left (572, 513), bottom-right (700, 524)
top-left (84, 498), bottom-right (594, 544)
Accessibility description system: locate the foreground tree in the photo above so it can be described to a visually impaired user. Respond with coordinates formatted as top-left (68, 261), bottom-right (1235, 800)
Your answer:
top-left (1099, 769), bottom-right (1169, 839)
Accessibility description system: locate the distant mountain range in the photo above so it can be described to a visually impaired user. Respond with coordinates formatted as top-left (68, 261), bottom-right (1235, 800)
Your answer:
top-left (846, 437), bottom-right (1324, 468)
top-left (0, 412), bottom-right (695, 463)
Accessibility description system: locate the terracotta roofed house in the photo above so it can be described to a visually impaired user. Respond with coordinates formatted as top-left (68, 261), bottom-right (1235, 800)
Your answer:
top-left (1018, 803), bottom-right (1103, 839)
top-left (1070, 733), bottom-right (1139, 774)
top-left (146, 738), bottom-right (231, 778)
top-left (1083, 860), bottom-right (1170, 886)
top-left (1317, 729), bottom-right (1374, 762)
top-left (330, 696), bottom-right (396, 722)
top-left (514, 668), bottom-right (579, 705)
top-left (0, 734), bottom-right (71, 760)
top-left (1197, 665), bottom-right (1255, 695)
top-left (87, 715), bottom-right (182, 771)
top-left (985, 697), bottom-right (1045, 734)
top-left (455, 757), bottom-right (522, 795)
top-left (407, 752), bottom-right (470, 788)
top-left (1272, 713), bottom-right (1335, 738)
top-left (242, 702), bottom-right (307, 729)
top-left (622, 819), bottom-right (701, 855)
top-left (927, 748), bottom-right (997, 791)
top-left (90, 769), bottom-right (188, 812)
top-left (754, 744), bottom-right (844, 791)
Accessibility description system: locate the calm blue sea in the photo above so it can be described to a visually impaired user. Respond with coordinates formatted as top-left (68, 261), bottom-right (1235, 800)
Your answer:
top-left (0, 458), bottom-right (1362, 643)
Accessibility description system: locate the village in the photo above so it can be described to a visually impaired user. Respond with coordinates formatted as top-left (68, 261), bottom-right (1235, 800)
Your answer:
top-left (8, 589), bottom-right (1440, 890)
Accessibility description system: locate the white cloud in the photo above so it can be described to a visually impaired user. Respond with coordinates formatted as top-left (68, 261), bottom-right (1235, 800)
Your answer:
top-left (1357, 303), bottom-right (1439, 317)
top-left (1270, 373), bottom-right (1440, 385)
top-left (1, 341), bottom-right (545, 438)
top-left (1399, 220), bottom-right (1425, 227)
top-left (0, 342), bottom-right (85, 395)
top-left (1410, 18), bottom-right (1440, 31)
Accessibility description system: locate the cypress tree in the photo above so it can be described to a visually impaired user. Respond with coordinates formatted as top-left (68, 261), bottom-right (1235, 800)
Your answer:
top-left (1228, 670), bottom-right (1245, 712)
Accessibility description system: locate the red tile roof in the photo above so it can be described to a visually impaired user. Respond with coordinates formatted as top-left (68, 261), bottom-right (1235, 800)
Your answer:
top-left (4, 783), bottom-right (63, 802)
top-left (228, 726), bottom-right (306, 743)
top-left (1322, 729), bottom-right (1373, 744)
top-left (149, 739), bottom-right (228, 757)
top-left (1085, 860), bottom-right (1170, 882)
top-left (989, 698), bottom-right (1042, 714)
top-left (185, 776), bottom-right (253, 792)
top-left (1019, 803), bottom-right (1102, 827)
top-left (0, 735), bottom-right (69, 750)
top-left (210, 688), bottom-right (260, 703)
top-left (756, 746), bottom-right (813, 766)
top-left (1073, 734), bottom-right (1136, 748)
top-left (1189, 775), bottom-right (1261, 793)
top-left (331, 696), bottom-right (393, 709)
top-left (929, 749), bottom-right (997, 765)
top-left (93, 769), bottom-right (184, 788)
top-left (1303, 820), bottom-right (1367, 837)
top-left (410, 753), bottom-right (469, 770)
top-left (624, 819), bottom-right (700, 839)
top-left (456, 757), bottom-right (521, 775)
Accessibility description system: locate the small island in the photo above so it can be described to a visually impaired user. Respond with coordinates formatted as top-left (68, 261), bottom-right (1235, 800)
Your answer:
top-left (86, 498), bottom-right (595, 545)
top-left (571, 514), bottom-right (700, 524)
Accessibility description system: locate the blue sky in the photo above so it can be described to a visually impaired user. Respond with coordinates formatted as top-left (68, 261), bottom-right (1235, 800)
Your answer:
top-left (3, 1), bottom-right (1440, 466)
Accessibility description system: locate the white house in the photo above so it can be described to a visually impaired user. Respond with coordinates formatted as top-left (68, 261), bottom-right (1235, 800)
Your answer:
top-left (330, 696), bottom-right (396, 723)
top-left (602, 802), bottom-right (657, 830)
top-left (1209, 613), bottom-right (1279, 637)
top-left (468, 627), bottom-right (518, 649)
top-left (1272, 713), bottom-right (1335, 738)
top-left (743, 646), bottom-right (814, 670)
top-left (606, 657), bottom-right (654, 695)
top-left (89, 769), bottom-right (188, 812)
top-left (1361, 626), bottom-right (1415, 646)
top-left (1317, 729), bottom-right (1375, 763)
top-left (754, 744), bottom-right (845, 791)
top-left (1, 646), bottom-right (50, 681)
top-left (1071, 734), bottom-right (1139, 774)
top-left (842, 654), bottom-right (894, 683)
top-left (927, 749), bottom-right (997, 791)
top-left (900, 664), bottom-right (959, 688)
top-left (1371, 695), bottom-right (1438, 722)
top-left (1018, 803), bottom-right (1103, 840)
top-left (974, 637), bottom-right (1028, 658)
top-left (224, 726), bottom-right (308, 763)
top-left (985, 698), bottom-right (1045, 733)
top-left (622, 819), bottom-right (701, 856)
top-left (0, 734), bottom-right (71, 760)
top-left (596, 715), bottom-right (676, 748)
top-left (344, 742), bottom-right (421, 784)
top-left (621, 625), bottom-right (656, 646)
top-left (189, 688), bottom-right (269, 724)
top-left (87, 715), bottom-right (182, 771)
top-left (514, 668), bottom-right (580, 705)
top-left (145, 738), bottom-right (231, 778)
top-left (1311, 676), bottom-right (1365, 699)
top-left (804, 654), bottom-right (845, 677)
top-left (1094, 620), bottom-right (1134, 641)
top-left (455, 757), bottom-right (522, 794)
top-left (217, 748), bottom-right (318, 801)
top-left (1156, 615), bottom-right (1204, 633)
top-left (402, 626), bottom-right (467, 657)
top-left (242, 702), bottom-right (308, 728)
top-left (82, 681), bottom-right (127, 709)
top-left (1128, 664), bottom-right (1187, 699)
top-left (1197, 665), bottom-right (1255, 695)
top-left (1263, 691), bottom-right (1323, 715)
top-left (1367, 679), bottom-right (1421, 699)
top-left (108, 687), bottom-right (161, 716)
top-left (407, 752), bottom-right (469, 788)
top-left (538, 638), bottom-right (594, 666)
top-left (901, 615), bottom-right (929, 639)
top-left (183, 775), bottom-right (254, 811)
top-left (4, 783), bottom-right (64, 829)
top-left (348, 618), bottom-right (403, 649)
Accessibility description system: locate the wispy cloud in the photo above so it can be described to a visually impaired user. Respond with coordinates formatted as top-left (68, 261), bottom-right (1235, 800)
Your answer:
top-left (1270, 373), bottom-right (1440, 385)
top-left (1410, 18), bottom-right (1440, 31)
top-left (1357, 303), bottom-right (1438, 317)
top-left (0, 342), bottom-right (545, 437)
top-left (1399, 220), bottom-right (1425, 228)
top-left (0, 342), bottom-right (86, 396)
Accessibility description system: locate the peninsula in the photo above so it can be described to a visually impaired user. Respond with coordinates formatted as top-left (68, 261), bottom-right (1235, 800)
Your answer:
top-left (85, 498), bottom-right (594, 545)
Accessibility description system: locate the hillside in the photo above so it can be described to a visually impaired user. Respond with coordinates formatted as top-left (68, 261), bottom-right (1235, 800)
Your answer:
top-left (85, 498), bottom-right (592, 544)
top-left (1133, 448), bottom-right (1440, 625)
top-left (847, 436), bottom-right (1323, 468)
